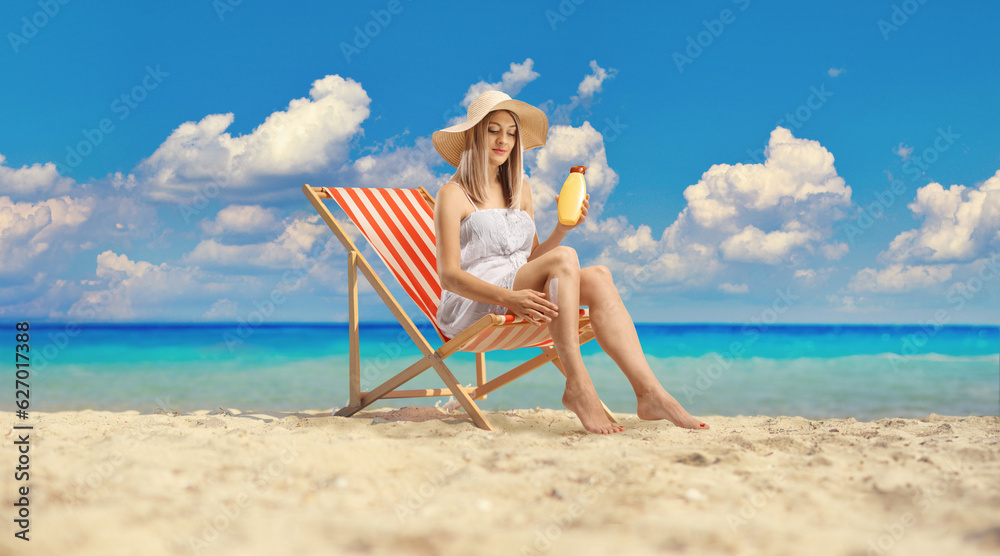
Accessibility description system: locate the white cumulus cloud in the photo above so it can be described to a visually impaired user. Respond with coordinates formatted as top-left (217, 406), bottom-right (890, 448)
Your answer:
top-left (345, 136), bottom-right (447, 191)
top-left (719, 282), bottom-right (749, 294)
top-left (794, 267), bottom-right (835, 286)
top-left (545, 61), bottom-right (617, 124)
top-left (681, 128), bottom-right (851, 234)
top-left (848, 263), bottom-right (955, 294)
top-left (880, 170), bottom-right (1000, 264)
top-left (577, 60), bottom-right (615, 101)
top-left (201, 205), bottom-right (280, 236)
top-left (616, 224), bottom-right (656, 254)
top-left (525, 121), bottom-right (619, 226)
top-left (0, 196), bottom-right (95, 274)
top-left (203, 298), bottom-right (239, 320)
top-left (593, 127), bottom-right (852, 290)
top-left (134, 74), bottom-right (371, 201)
top-left (821, 241), bottom-right (849, 260)
top-left (460, 58), bottom-right (541, 108)
top-left (720, 224), bottom-right (819, 264)
top-left (0, 153), bottom-right (75, 198)
top-left (183, 215), bottom-right (329, 268)
top-left (893, 143), bottom-right (913, 160)
top-left (66, 251), bottom-right (250, 320)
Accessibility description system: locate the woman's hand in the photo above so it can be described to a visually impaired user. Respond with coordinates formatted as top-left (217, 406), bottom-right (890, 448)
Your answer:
top-left (504, 289), bottom-right (559, 326)
top-left (554, 194), bottom-right (589, 233)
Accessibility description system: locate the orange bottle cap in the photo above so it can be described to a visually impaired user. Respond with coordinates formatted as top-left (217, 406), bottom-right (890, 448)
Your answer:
top-left (570, 165), bottom-right (587, 174)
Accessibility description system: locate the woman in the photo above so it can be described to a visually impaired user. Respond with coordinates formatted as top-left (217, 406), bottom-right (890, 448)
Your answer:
top-left (433, 90), bottom-right (708, 434)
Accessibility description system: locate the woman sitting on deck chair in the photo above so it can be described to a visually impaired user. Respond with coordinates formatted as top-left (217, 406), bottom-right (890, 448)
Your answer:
top-left (432, 91), bottom-right (708, 434)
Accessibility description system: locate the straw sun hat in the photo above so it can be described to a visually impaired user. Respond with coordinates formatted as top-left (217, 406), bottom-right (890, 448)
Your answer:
top-left (432, 90), bottom-right (549, 168)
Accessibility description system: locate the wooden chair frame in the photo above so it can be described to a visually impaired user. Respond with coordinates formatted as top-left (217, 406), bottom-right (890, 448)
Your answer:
top-left (303, 184), bottom-right (616, 431)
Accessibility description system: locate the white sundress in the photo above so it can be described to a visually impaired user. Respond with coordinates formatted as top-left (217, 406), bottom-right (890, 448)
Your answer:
top-left (436, 188), bottom-right (536, 338)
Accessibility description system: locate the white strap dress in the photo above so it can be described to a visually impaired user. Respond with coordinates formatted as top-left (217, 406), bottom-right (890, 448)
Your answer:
top-left (436, 187), bottom-right (536, 338)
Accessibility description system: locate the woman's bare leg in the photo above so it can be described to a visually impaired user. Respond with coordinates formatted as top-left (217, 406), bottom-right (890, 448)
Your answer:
top-left (512, 247), bottom-right (623, 434)
top-left (579, 265), bottom-right (708, 429)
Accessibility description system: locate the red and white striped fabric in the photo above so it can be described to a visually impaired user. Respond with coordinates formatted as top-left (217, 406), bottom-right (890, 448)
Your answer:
top-left (326, 187), bottom-right (591, 352)
top-left (458, 309), bottom-right (591, 352)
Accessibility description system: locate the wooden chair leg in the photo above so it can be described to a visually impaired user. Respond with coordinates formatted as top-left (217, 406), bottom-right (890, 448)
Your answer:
top-left (347, 251), bottom-right (361, 409)
top-left (474, 349), bottom-right (559, 398)
top-left (474, 352), bottom-right (487, 400)
top-left (428, 353), bottom-right (495, 431)
top-left (334, 351), bottom-right (435, 417)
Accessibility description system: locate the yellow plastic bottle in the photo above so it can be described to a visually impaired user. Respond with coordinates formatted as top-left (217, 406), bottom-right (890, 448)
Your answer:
top-left (557, 165), bottom-right (587, 225)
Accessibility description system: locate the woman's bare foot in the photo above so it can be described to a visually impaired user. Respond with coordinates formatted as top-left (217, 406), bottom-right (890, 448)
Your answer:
top-left (562, 379), bottom-right (625, 434)
top-left (636, 389), bottom-right (709, 430)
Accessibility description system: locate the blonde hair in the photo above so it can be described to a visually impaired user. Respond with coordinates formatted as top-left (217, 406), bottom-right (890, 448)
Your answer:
top-left (453, 110), bottom-right (523, 210)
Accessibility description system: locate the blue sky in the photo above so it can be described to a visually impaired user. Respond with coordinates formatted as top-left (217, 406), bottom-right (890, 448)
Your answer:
top-left (1, 0), bottom-right (998, 325)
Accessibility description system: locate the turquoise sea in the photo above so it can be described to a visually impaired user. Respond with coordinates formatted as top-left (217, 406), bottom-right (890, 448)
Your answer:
top-left (9, 323), bottom-right (999, 420)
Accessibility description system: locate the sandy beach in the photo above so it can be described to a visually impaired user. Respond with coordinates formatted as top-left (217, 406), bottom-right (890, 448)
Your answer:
top-left (2, 407), bottom-right (998, 556)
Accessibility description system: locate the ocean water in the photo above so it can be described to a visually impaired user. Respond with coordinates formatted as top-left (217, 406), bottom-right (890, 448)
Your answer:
top-left (10, 323), bottom-right (999, 420)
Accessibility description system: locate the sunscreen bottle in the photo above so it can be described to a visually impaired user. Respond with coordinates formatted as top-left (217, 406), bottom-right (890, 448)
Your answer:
top-left (557, 165), bottom-right (587, 225)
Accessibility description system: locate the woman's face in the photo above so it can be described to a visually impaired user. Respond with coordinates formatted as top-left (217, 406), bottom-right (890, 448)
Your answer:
top-left (486, 110), bottom-right (517, 167)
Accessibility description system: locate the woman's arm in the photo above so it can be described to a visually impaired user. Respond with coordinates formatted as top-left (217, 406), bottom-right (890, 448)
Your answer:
top-left (435, 182), bottom-right (517, 308)
top-left (436, 181), bottom-right (558, 324)
top-left (524, 178), bottom-right (589, 262)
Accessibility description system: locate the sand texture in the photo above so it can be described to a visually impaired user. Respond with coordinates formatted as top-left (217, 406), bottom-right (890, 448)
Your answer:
top-left (2, 408), bottom-right (999, 556)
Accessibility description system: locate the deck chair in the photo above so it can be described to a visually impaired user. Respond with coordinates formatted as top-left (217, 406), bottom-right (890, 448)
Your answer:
top-left (303, 184), bottom-right (617, 431)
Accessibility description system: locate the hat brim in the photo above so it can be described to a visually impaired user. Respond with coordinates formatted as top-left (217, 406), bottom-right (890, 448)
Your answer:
top-left (432, 99), bottom-right (549, 168)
